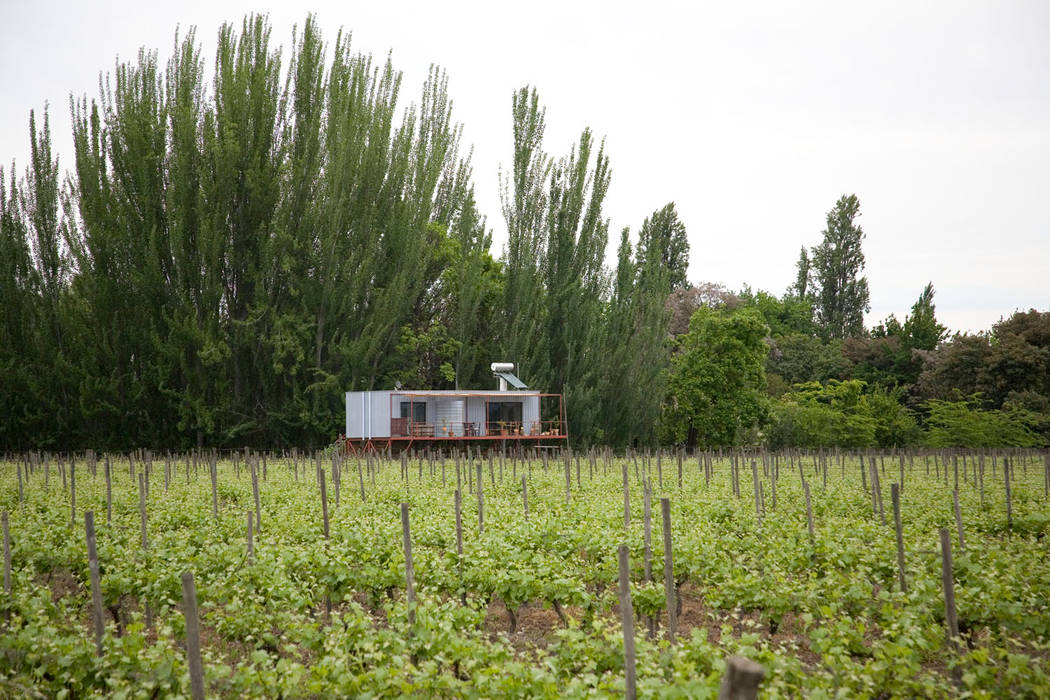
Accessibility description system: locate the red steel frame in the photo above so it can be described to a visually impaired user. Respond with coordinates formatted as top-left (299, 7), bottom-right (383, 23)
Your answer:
top-left (344, 391), bottom-right (567, 454)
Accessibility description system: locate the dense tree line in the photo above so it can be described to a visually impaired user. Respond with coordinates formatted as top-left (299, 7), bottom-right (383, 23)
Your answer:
top-left (0, 16), bottom-right (681, 449)
top-left (0, 15), bottom-right (1046, 450)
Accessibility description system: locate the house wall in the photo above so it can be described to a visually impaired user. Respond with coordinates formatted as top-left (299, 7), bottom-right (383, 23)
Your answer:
top-left (345, 391), bottom-right (394, 439)
top-left (347, 390), bottom-right (543, 439)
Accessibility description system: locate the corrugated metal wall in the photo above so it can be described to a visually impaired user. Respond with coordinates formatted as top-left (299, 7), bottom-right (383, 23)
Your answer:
top-left (347, 391), bottom-right (543, 439)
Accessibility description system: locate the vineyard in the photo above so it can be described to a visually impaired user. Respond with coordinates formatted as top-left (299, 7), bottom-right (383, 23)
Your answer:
top-left (1, 448), bottom-right (1049, 698)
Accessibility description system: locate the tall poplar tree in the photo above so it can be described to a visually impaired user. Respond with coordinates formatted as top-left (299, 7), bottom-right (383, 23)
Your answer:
top-left (811, 194), bottom-right (870, 340)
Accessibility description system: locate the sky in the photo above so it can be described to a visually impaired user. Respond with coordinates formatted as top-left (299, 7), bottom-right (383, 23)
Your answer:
top-left (2, 0), bottom-right (1048, 334)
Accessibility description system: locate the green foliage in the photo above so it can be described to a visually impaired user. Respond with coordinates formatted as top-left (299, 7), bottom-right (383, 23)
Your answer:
top-left (663, 306), bottom-right (770, 447)
top-left (2, 450), bottom-right (1050, 696)
top-left (916, 310), bottom-right (1050, 417)
top-left (635, 202), bottom-right (689, 292)
top-left (765, 334), bottom-right (850, 396)
top-left (767, 379), bottom-right (919, 448)
top-left (499, 86), bottom-right (612, 444)
top-left (736, 287), bottom-right (815, 338)
top-left (809, 194), bottom-right (870, 340)
top-left (924, 398), bottom-right (1044, 447)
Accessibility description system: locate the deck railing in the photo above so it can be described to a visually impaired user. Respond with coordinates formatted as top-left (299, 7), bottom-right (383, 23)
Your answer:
top-left (390, 419), bottom-right (563, 438)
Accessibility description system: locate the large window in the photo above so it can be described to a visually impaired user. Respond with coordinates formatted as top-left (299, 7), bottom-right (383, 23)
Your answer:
top-left (400, 401), bottom-right (426, 423)
top-left (487, 401), bottom-right (522, 424)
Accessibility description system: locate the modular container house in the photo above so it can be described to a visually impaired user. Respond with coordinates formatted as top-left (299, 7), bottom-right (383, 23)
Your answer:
top-left (344, 389), bottom-right (566, 451)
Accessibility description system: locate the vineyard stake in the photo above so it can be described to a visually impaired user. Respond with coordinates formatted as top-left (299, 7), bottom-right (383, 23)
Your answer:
top-left (661, 497), bottom-right (677, 644)
top-left (872, 458), bottom-right (886, 525)
top-left (210, 454), bottom-right (218, 520)
top-left (320, 469), bottom-right (330, 539)
top-left (70, 459), bottom-right (76, 526)
top-left (522, 475), bottom-right (528, 521)
top-left (939, 528), bottom-right (960, 654)
top-left (138, 472), bottom-right (148, 549)
top-left (3, 511), bottom-right (11, 621)
top-left (454, 489), bottom-right (463, 557)
top-left (401, 503), bottom-right (416, 625)
top-left (718, 656), bottom-right (765, 700)
top-left (891, 484), bottom-right (907, 593)
top-left (770, 463), bottom-right (777, 510)
top-left (622, 459), bottom-right (631, 529)
top-left (251, 460), bottom-right (261, 532)
top-left (247, 511), bottom-right (254, 562)
top-left (804, 481), bottom-right (815, 543)
top-left (952, 489), bottom-right (966, 551)
top-left (477, 464), bottom-right (484, 534)
top-left (320, 469), bottom-right (331, 621)
top-left (564, 454), bottom-right (571, 505)
top-left (105, 459), bottom-right (112, 526)
top-left (617, 544), bottom-right (637, 700)
top-left (180, 571), bottom-right (206, 700)
top-left (643, 480), bottom-right (653, 582)
top-left (751, 460), bottom-right (762, 527)
top-left (1004, 457), bottom-right (1013, 529)
top-left (84, 511), bottom-right (105, 655)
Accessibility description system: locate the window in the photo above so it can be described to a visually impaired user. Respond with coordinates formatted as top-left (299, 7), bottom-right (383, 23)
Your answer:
top-left (400, 401), bottom-right (426, 423)
top-left (487, 401), bottom-right (522, 424)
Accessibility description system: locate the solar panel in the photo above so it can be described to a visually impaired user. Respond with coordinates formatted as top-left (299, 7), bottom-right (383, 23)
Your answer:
top-left (496, 371), bottom-right (527, 389)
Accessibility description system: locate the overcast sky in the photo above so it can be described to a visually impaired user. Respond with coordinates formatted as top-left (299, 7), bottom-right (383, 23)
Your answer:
top-left (2, 0), bottom-right (1047, 334)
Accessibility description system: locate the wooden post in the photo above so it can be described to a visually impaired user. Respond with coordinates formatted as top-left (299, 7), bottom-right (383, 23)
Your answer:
top-left (952, 489), bottom-right (966, 551)
top-left (643, 480), bottom-right (653, 582)
top-left (564, 455), bottom-right (571, 505)
top-left (804, 481), bottom-right (815, 542)
top-left (210, 455), bottom-right (218, 520)
top-left (70, 459), bottom-right (76, 526)
top-left (454, 490), bottom-right (463, 557)
top-left (181, 571), bottom-right (206, 700)
top-left (334, 457), bottom-right (341, 508)
top-left (357, 458), bottom-right (366, 502)
top-left (622, 459), bottom-right (631, 529)
top-left (1044, 451), bottom-right (1049, 499)
top-left (718, 656), bottom-right (765, 700)
top-left (1004, 457), bottom-right (1013, 529)
top-left (522, 475), bottom-right (528, 521)
top-left (979, 454), bottom-right (986, 508)
top-left (319, 469), bottom-right (330, 540)
top-left (138, 473), bottom-right (148, 549)
top-left (84, 511), bottom-right (105, 655)
top-left (770, 463), bottom-right (777, 510)
top-left (939, 528), bottom-right (959, 652)
top-left (251, 461), bottom-right (261, 532)
top-left (247, 511), bottom-right (254, 562)
top-left (872, 458), bottom-right (886, 525)
top-left (661, 497), bottom-right (677, 644)
top-left (105, 459), bottom-right (112, 526)
top-left (2, 511), bottom-right (10, 597)
top-left (891, 484), bottom-right (907, 593)
top-left (477, 464), bottom-right (484, 534)
top-left (16, 461), bottom-right (23, 505)
top-left (401, 503), bottom-right (415, 625)
top-left (751, 460), bottom-right (761, 526)
top-left (617, 544), bottom-right (637, 700)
